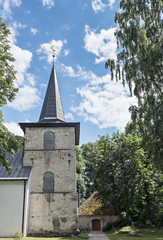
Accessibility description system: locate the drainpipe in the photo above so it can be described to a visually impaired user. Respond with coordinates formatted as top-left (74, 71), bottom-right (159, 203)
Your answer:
top-left (22, 180), bottom-right (26, 235)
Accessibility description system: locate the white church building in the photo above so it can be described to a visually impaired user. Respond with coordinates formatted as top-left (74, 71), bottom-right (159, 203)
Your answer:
top-left (0, 64), bottom-right (80, 237)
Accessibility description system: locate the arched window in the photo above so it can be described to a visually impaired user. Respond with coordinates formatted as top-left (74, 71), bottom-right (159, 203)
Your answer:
top-left (44, 131), bottom-right (55, 150)
top-left (43, 172), bottom-right (54, 193)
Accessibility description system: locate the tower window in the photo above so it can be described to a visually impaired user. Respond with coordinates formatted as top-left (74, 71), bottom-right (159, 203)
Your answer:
top-left (44, 131), bottom-right (55, 150)
top-left (43, 172), bottom-right (54, 193)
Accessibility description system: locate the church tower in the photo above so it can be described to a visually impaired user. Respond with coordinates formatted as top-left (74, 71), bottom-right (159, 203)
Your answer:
top-left (19, 64), bottom-right (80, 236)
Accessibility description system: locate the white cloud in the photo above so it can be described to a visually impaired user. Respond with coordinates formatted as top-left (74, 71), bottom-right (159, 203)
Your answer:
top-left (11, 44), bottom-right (33, 86)
top-left (9, 24), bottom-right (32, 86)
top-left (60, 64), bottom-right (108, 85)
top-left (11, 0), bottom-right (21, 6)
top-left (9, 24), bottom-right (33, 87)
top-left (65, 113), bottom-right (74, 121)
top-left (6, 22), bottom-right (41, 112)
top-left (8, 85), bottom-right (41, 111)
top-left (92, 0), bottom-right (106, 13)
top-left (92, 0), bottom-right (115, 13)
top-left (8, 22), bottom-right (27, 44)
top-left (0, 0), bottom-right (22, 19)
top-left (59, 63), bottom-right (137, 130)
top-left (42, 0), bottom-right (54, 9)
top-left (59, 64), bottom-right (76, 78)
top-left (7, 23), bottom-right (32, 87)
top-left (109, 0), bottom-right (115, 8)
top-left (40, 83), bottom-right (47, 88)
top-left (73, 79), bottom-right (137, 130)
top-left (31, 27), bottom-right (38, 35)
top-left (25, 73), bottom-right (35, 86)
top-left (37, 39), bottom-right (67, 63)
top-left (4, 121), bottom-right (24, 136)
top-left (72, 80), bottom-right (136, 130)
top-left (64, 49), bottom-right (70, 56)
top-left (84, 25), bottom-right (117, 64)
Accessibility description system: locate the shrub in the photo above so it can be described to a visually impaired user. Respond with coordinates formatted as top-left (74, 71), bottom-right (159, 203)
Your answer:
top-left (102, 222), bottom-right (112, 231)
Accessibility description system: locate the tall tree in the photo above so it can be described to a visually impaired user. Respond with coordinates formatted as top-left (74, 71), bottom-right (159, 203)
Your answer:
top-left (105, 0), bottom-right (163, 171)
top-left (94, 133), bottom-right (162, 224)
top-left (81, 142), bottom-right (98, 199)
top-left (0, 18), bottom-right (24, 174)
top-left (76, 146), bottom-right (86, 204)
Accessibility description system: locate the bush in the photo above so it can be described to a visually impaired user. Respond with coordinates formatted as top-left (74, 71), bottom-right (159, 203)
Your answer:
top-left (116, 218), bottom-right (132, 228)
top-left (102, 223), bottom-right (112, 231)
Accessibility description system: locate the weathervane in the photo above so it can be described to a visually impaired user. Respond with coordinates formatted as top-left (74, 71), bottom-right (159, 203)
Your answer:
top-left (51, 45), bottom-right (55, 64)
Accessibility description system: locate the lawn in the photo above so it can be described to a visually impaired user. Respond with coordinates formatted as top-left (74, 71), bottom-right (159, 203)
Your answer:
top-left (105, 227), bottom-right (163, 240)
top-left (0, 232), bottom-right (89, 240)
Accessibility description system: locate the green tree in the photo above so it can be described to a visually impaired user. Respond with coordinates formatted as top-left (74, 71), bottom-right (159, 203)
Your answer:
top-left (81, 142), bottom-right (98, 199)
top-left (76, 146), bottom-right (86, 204)
top-left (0, 18), bottom-right (24, 174)
top-left (105, 0), bottom-right (163, 171)
top-left (94, 132), bottom-right (162, 223)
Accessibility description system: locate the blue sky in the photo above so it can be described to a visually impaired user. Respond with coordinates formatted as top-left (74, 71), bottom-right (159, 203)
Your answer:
top-left (1, 0), bottom-right (136, 145)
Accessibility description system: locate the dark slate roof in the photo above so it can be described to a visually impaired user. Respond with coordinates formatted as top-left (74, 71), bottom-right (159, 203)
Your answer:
top-left (0, 148), bottom-right (31, 180)
top-left (39, 64), bottom-right (65, 123)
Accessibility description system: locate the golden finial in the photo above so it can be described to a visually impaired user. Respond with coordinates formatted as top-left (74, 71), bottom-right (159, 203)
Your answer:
top-left (51, 45), bottom-right (55, 62)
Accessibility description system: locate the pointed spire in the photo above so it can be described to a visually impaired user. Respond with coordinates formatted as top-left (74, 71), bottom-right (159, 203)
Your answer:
top-left (39, 64), bottom-right (65, 122)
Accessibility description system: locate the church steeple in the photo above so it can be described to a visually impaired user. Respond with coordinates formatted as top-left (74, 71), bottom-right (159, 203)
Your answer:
top-left (39, 64), bottom-right (65, 122)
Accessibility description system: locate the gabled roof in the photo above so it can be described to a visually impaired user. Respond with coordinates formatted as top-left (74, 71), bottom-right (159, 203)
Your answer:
top-left (39, 64), bottom-right (65, 123)
top-left (78, 192), bottom-right (114, 216)
top-left (0, 148), bottom-right (31, 180)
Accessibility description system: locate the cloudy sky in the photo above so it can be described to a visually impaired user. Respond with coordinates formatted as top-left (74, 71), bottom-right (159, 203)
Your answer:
top-left (1, 0), bottom-right (136, 144)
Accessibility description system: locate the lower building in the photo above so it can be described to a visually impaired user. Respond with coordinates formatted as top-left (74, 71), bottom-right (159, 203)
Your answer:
top-left (78, 193), bottom-right (119, 231)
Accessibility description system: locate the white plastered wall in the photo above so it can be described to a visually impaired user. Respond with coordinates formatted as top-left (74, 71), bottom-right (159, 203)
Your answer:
top-left (0, 181), bottom-right (26, 237)
top-left (23, 174), bottom-right (31, 236)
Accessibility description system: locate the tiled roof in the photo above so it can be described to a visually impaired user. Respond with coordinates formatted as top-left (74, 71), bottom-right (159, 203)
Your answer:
top-left (0, 148), bottom-right (31, 180)
top-left (78, 192), bottom-right (114, 216)
top-left (39, 64), bottom-right (65, 123)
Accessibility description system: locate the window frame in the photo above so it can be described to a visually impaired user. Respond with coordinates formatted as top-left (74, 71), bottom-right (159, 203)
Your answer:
top-left (44, 131), bottom-right (55, 150)
top-left (43, 171), bottom-right (54, 193)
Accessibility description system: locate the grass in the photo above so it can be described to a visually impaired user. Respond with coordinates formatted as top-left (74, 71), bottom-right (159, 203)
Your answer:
top-left (0, 232), bottom-right (89, 240)
top-left (1, 228), bottom-right (163, 240)
top-left (105, 227), bottom-right (163, 240)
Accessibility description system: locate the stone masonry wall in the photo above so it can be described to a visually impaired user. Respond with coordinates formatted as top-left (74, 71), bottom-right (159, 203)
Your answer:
top-left (77, 215), bottom-right (119, 231)
top-left (23, 126), bottom-right (78, 236)
top-left (28, 192), bottom-right (78, 235)
top-left (24, 127), bottom-right (75, 151)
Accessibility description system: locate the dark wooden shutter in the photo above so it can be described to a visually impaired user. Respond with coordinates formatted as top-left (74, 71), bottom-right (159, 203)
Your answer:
top-left (43, 172), bottom-right (54, 193)
top-left (44, 131), bottom-right (55, 150)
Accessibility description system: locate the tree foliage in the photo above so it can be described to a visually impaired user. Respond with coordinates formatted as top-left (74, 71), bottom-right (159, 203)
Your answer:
top-left (76, 132), bottom-right (162, 224)
top-left (0, 18), bottom-right (24, 174)
top-left (81, 142), bottom-right (98, 200)
top-left (76, 143), bottom-right (99, 204)
top-left (94, 133), bottom-right (162, 224)
top-left (0, 18), bottom-right (18, 105)
top-left (76, 146), bottom-right (86, 204)
top-left (105, 0), bottom-right (163, 170)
